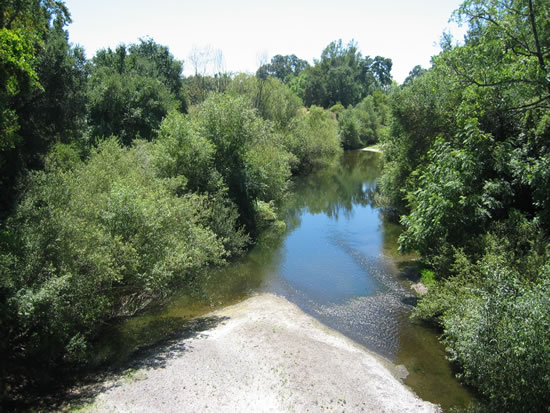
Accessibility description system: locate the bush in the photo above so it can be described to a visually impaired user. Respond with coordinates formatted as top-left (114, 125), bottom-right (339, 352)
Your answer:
top-left (153, 109), bottom-right (251, 255)
top-left (228, 74), bottom-right (302, 130)
top-left (337, 94), bottom-right (390, 150)
top-left (285, 106), bottom-right (342, 172)
top-left (354, 95), bottom-right (382, 145)
top-left (190, 93), bottom-right (293, 230)
top-left (414, 233), bottom-right (550, 412)
top-left (420, 269), bottom-right (436, 288)
top-left (6, 139), bottom-right (235, 368)
top-left (339, 107), bottom-right (362, 149)
top-left (153, 110), bottom-right (215, 193)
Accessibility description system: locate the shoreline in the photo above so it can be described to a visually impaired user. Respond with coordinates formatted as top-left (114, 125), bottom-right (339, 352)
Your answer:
top-left (72, 293), bottom-right (440, 412)
top-left (361, 147), bottom-right (383, 153)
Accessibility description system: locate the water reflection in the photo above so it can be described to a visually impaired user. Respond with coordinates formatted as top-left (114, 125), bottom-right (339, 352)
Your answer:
top-left (284, 151), bottom-right (381, 222)
top-left (95, 150), bottom-right (474, 411)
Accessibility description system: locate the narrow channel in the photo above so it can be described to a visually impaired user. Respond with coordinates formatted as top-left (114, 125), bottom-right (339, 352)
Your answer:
top-left (96, 150), bottom-right (475, 411)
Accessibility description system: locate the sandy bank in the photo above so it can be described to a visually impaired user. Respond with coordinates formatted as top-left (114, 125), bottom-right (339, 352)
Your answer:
top-left (82, 293), bottom-right (440, 412)
top-left (361, 147), bottom-right (383, 153)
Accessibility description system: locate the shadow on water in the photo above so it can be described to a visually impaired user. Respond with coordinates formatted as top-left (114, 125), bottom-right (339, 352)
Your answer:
top-left (53, 150), bottom-right (475, 412)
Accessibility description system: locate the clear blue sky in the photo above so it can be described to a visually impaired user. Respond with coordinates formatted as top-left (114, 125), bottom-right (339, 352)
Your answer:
top-left (63, 0), bottom-right (467, 84)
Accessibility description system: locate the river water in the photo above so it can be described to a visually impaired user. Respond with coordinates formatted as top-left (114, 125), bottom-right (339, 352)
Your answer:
top-left (96, 150), bottom-right (475, 411)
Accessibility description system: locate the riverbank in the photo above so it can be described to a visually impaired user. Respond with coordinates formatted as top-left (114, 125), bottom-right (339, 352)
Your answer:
top-left (361, 146), bottom-right (383, 153)
top-left (71, 293), bottom-right (439, 412)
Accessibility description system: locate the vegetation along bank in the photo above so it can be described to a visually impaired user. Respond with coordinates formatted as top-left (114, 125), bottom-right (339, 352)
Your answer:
top-left (1, 0), bottom-right (549, 411)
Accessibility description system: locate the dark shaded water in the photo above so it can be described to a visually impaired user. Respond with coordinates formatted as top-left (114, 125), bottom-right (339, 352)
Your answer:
top-left (96, 151), bottom-right (474, 411)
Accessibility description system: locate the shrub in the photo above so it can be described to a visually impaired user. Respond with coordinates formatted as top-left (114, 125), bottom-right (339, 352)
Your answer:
top-left (339, 108), bottom-right (362, 149)
top-left (190, 93), bottom-right (293, 229)
top-left (153, 111), bottom-right (215, 193)
top-left (228, 74), bottom-right (302, 130)
top-left (7, 139), bottom-right (233, 367)
top-left (285, 106), bottom-right (342, 172)
top-left (414, 234), bottom-right (550, 412)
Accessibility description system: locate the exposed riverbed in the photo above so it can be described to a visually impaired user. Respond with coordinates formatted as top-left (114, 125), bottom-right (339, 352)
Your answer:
top-left (85, 294), bottom-right (439, 412)
top-left (88, 151), bottom-right (475, 411)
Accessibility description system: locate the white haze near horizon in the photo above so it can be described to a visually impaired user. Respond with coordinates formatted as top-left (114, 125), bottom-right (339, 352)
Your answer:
top-left (63, 0), bottom-right (467, 84)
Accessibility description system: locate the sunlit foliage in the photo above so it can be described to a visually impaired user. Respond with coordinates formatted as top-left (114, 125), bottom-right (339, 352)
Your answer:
top-left (380, 1), bottom-right (550, 410)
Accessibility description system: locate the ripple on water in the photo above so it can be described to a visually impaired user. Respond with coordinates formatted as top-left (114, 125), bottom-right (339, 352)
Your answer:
top-left (263, 242), bottom-right (419, 360)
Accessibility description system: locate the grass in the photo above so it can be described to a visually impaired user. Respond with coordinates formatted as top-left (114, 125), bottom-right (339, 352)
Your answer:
top-left (420, 269), bottom-right (436, 288)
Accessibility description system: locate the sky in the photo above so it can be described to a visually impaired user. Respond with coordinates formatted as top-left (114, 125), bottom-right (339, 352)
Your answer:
top-left (63, 0), bottom-right (467, 84)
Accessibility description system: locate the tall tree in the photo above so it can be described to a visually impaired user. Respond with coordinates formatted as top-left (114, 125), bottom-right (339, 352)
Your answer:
top-left (87, 39), bottom-right (184, 144)
top-left (402, 65), bottom-right (427, 86)
top-left (0, 0), bottom-right (76, 216)
top-left (380, 2), bottom-right (550, 409)
top-left (449, 0), bottom-right (550, 110)
top-left (256, 54), bottom-right (310, 84)
top-left (297, 39), bottom-right (393, 108)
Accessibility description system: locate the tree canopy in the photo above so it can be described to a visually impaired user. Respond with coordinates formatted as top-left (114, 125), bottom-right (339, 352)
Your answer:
top-left (253, 40), bottom-right (394, 109)
top-left (380, 1), bottom-right (550, 410)
top-left (0, 6), bottom-right (349, 397)
top-left (256, 54), bottom-right (309, 83)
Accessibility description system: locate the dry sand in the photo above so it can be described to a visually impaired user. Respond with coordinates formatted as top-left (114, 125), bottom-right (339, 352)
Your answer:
top-left (81, 293), bottom-right (440, 412)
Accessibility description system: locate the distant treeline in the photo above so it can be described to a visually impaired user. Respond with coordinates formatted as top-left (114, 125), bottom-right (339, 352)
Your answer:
top-left (0, 0), bottom-right (391, 402)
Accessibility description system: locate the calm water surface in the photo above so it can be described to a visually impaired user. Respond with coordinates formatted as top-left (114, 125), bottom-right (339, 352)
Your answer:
top-left (97, 151), bottom-right (475, 411)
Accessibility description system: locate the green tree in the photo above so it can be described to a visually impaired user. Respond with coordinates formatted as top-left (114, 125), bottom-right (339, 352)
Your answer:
top-left (452, 0), bottom-right (550, 104)
top-left (127, 38), bottom-right (188, 111)
top-left (381, 1), bottom-right (550, 409)
top-left (153, 111), bottom-right (215, 193)
top-left (298, 39), bottom-right (393, 108)
top-left (87, 69), bottom-right (177, 145)
top-left (191, 94), bottom-right (293, 231)
top-left (87, 40), bottom-right (185, 144)
top-left (379, 66), bottom-right (460, 215)
top-left (414, 228), bottom-right (550, 411)
top-left (338, 108), bottom-right (362, 149)
top-left (393, 0), bottom-right (550, 257)
top-left (369, 56), bottom-right (393, 89)
top-left (3, 139), bottom-right (234, 373)
top-left (0, 28), bottom-right (37, 153)
top-left (185, 73), bottom-right (231, 105)
top-left (256, 54), bottom-right (309, 84)
top-left (402, 65), bottom-right (427, 86)
top-left (285, 106), bottom-right (342, 172)
top-left (229, 74), bottom-right (302, 130)
top-left (16, 21), bottom-right (88, 164)
top-left (338, 95), bottom-right (388, 149)
top-left (0, 0), bottom-right (71, 149)
top-left (398, 124), bottom-right (495, 269)
top-left (0, 0), bottom-right (84, 216)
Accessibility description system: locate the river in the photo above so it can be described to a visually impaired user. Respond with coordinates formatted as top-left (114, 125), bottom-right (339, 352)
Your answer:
top-left (95, 150), bottom-right (475, 411)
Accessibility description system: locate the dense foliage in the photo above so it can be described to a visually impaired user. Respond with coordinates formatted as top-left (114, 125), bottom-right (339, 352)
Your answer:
top-left (380, 0), bottom-right (550, 410)
top-left (256, 54), bottom-right (309, 84)
top-left (186, 93), bottom-right (295, 231)
top-left (228, 73), bottom-right (303, 130)
top-left (0, 2), bottom-right (357, 400)
top-left (5, 139), bottom-right (240, 363)
top-left (285, 106), bottom-right (342, 172)
top-left (0, 0), bottom-right (81, 216)
top-left (87, 39), bottom-right (186, 145)
top-left (289, 39), bottom-right (393, 108)
top-left (338, 91), bottom-right (390, 149)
